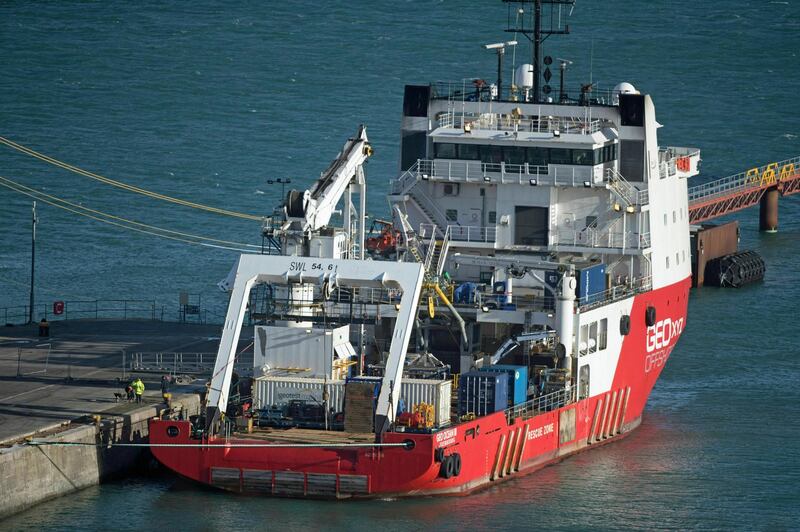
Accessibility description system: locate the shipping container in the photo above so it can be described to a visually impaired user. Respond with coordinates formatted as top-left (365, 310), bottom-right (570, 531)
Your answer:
top-left (577, 263), bottom-right (607, 304)
top-left (259, 376), bottom-right (453, 427)
top-left (254, 376), bottom-right (346, 412)
top-left (347, 376), bottom-right (453, 427)
top-left (458, 371), bottom-right (509, 417)
top-left (401, 378), bottom-right (452, 427)
top-left (479, 364), bottom-right (528, 405)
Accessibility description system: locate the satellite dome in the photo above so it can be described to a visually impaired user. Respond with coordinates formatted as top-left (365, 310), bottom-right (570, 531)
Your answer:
top-left (612, 82), bottom-right (638, 104)
top-left (514, 64), bottom-right (534, 89)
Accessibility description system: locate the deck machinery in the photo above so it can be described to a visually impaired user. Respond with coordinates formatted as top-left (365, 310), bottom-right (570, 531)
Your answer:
top-left (151, 1), bottom-right (700, 498)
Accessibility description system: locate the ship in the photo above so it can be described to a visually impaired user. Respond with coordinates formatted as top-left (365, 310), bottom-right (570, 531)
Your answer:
top-left (150, 0), bottom-right (700, 498)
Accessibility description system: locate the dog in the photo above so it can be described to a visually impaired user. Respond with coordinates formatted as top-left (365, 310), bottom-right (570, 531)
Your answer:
top-left (113, 392), bottom-right (126, 403)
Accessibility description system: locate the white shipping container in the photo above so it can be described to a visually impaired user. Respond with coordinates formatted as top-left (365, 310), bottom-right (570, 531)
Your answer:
top-left (255, 376), bottom-right (453, 427)
top-left (400, 378), bottom-right (452, 427)
top-left (255, 376), bottom-right (345, 412)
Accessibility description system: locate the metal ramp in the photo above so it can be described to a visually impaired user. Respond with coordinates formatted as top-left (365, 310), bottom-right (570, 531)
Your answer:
top-left (688, 156), bottom-right (800, 224)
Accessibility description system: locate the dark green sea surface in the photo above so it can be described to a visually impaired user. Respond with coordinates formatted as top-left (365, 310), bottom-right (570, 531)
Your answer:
top-left (1, 1), bottom-right (799, 530)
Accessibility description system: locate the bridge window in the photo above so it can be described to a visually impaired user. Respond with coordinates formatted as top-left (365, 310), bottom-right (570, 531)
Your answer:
top-left (435, 143), bottom-right (458, 159)
top-left (446, 209), bottom-right (458, 222)
top-left (432, 142), bottom-right (610, 167)
top-left (528, 147), bottom-right (548, 166)
top-left (459, 144), bottom-right (481, 160)
top-left (488, 211), bottom-right (497, 223)
top-left (484, 145), bottom-right (503, 164)
top-left (506, 146), bottom-right (526, 165)
top-left (549, 148), bottom-right (572, 165)
top-left (572, 149), bottom-right (593, 165)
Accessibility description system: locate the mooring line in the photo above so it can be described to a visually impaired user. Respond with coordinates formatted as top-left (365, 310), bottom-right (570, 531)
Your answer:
top-left (25, 440), bottom-right (411, 449)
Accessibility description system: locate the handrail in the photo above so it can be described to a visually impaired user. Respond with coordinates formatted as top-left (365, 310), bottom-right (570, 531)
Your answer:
top-left (506, 386), bottom-right (576, 422)
top-left (430, 80), bottom-right (622, 108)
top-left (435, 225), bottom-right (452, 276)
top-left (688, 155), bottom-right (800, 203)
top-left (439, 111), bottom-right (606, 135)
top-left (552, 227), bottom-right (650, 251)
top-left (411, 158), bottom-right (592, 187)
top-left (604, 168), bottom-right (639, 206)
top-left (1, 299), bottom-right (166, 325)
top-left (578, 275), bottom-right (653, 311)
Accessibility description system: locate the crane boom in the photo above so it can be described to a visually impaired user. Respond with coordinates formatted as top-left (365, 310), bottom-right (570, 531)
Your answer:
top-left (285, 125), bottom-right (372, 233)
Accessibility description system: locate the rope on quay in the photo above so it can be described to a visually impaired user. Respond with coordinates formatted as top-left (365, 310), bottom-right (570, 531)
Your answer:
top-left (0, 135), bottom-right (265, 221)
top-left (25, 440), bottom-right (412, 449)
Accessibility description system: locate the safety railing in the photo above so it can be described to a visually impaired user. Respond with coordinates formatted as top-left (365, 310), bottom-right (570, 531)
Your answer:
top-left (578, 275), bottom-right (653, 311)
top-left (127, 351), bottom-right (220, 377)
top-left (506, 385), bottom-right (576, 423)
top-left (551, 228), bottom-right (650, 251)
top-left (412, 182), bottom-right (451, 231)
top-left (605, 167), bottom-right (639, 205)
top-left (688, 155), bottom-right (800, 203)
top-left (415, 158), bottom-right (597, 187)
top-left (430, 80), bottom-right (621, 108)
top-left (473, 291), bottom-right (554, 313)
top-left (420, 223), bottom-right (496, 245)
top-left (657, 147), bottom-right (700, 179)
top-left (438, 111), bottom-right (606, 135)
top-left (1, 299), bottom-right (167, 325)
top-left (447, 225), bottom-right (497, 243)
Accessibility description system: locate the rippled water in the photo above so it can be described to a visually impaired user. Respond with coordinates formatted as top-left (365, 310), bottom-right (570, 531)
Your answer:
top-left (1, 1), bottom-right (799, 530)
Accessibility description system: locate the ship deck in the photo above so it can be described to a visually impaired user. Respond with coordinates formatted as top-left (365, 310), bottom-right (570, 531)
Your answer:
top-left (236, 427), bottom-right (376, 445)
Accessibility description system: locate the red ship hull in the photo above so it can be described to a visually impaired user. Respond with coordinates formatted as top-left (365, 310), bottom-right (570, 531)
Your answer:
top-left (150, 276), bottom-right (690, 498)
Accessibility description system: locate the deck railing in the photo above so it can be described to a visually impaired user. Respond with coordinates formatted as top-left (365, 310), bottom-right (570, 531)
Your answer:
top-left (438, 111), bottom-right (605, 135)
top-left (1, 299), bottom-right (167, 325)
top-left (506, 386), bottom-right (576, 423)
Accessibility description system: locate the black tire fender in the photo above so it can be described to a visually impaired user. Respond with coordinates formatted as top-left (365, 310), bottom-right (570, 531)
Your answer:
top-left (440, 455), bottom-right (455, 479)
top-left (452, 453), bottom-right (462, 477)
top-left (645, 306), bottom-right (657, 327)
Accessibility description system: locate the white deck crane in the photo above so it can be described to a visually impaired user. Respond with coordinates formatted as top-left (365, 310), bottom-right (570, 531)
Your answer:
top-left (281, 125), bottom-right (372, 258)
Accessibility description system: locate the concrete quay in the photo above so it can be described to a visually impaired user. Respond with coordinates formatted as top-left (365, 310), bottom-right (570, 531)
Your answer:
top-left (0, 319), bottom-right (250, 520)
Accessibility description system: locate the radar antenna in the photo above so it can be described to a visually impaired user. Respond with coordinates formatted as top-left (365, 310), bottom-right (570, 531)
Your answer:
top-left (502, 0), bottom-right (576, 104)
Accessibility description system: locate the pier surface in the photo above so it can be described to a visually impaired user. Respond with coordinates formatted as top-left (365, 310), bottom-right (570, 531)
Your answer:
top-left (0, 319), bottom-right (246, 444)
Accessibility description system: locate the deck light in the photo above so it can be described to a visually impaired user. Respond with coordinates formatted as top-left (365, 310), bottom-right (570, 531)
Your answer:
top-left (529, 179), bottom-right (538, 186)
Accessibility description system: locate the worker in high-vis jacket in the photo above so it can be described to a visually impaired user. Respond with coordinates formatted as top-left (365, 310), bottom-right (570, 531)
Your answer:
top-left (131, 377), bottom-right (145, 404)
